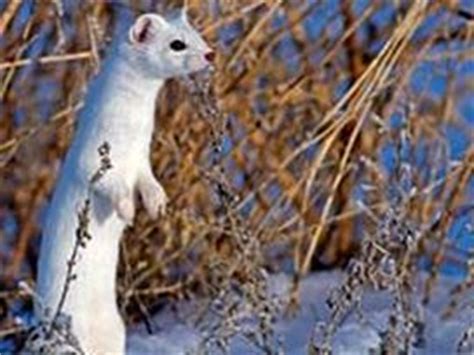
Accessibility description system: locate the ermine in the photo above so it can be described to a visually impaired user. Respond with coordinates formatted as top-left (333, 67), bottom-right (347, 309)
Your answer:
top-left (35, 11), bottom-right (214, 355)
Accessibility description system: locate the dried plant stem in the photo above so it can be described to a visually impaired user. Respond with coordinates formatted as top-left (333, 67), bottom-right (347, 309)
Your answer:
top-left (0, 51), bottom-right (92, 71)
top-left (0, 0), bottom-right (22, 35)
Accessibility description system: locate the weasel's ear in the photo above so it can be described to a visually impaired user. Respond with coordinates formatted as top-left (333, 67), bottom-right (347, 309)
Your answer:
top-left (129, 14), bottom-right (166, 45)
top-left (180, 8), bottom-right (189, 24)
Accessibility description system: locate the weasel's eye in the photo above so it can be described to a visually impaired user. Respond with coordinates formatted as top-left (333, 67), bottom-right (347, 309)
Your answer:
top-left (170, 40), bottom-right (187, 51)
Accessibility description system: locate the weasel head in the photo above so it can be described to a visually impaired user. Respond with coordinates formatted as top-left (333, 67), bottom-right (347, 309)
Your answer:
top-left (125, 11), bottom-right (214, 79)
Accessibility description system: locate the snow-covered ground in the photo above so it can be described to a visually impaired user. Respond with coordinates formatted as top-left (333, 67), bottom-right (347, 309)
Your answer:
top-left (127, 271), bottom-right (473, 354)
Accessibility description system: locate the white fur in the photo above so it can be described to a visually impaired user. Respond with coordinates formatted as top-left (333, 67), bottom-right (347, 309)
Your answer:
top-left (36, 12), bottom-right (212, 355)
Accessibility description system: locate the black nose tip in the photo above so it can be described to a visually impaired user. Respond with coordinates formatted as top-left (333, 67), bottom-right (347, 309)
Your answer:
top-left (205, 51), bottom-right (215, 62)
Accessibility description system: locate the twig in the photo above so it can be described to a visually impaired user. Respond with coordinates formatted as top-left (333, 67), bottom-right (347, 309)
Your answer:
top-left (0, 51), bottom-right (93, 71)
top-left (0, 0), bottom-right (22, 35)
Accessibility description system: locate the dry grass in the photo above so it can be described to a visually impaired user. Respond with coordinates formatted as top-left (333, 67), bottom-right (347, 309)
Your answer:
top-left (0, 0), bottom-right (473, 352)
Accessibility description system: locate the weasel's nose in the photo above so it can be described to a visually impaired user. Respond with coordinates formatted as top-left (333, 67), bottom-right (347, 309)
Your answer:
top-left (204, 51), bottom-right (215, 62)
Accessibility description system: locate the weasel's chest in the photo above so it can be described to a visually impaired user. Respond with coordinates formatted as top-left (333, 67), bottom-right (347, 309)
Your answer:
top-left (71, 121), bottom-right (153, 180)
top-left (88, 106), bottom-right (154, 145)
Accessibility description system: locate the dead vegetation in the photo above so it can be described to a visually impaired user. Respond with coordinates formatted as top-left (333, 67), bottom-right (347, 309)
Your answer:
top-left (0, 0), bottom-right (473, 353)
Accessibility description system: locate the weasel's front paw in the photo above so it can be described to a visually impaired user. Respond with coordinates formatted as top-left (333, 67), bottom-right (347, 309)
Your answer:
top-left (92, 175), bottom-right (135, 225)
top-left (139, 179), bottom-right (168, 219)
top-left (116, 197), bottom-right (135, 225)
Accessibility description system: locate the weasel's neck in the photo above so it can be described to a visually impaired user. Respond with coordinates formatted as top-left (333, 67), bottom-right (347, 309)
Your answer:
top-left (75, 51), bottom-right (165, 138)
top-left (108, 54), bottom-right (163, 95)
top-left (94, 53), bottom-right (164, 106)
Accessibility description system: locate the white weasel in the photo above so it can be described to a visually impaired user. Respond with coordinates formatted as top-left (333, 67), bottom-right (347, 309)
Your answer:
top-left (36, 11), bottom-right (214, 355)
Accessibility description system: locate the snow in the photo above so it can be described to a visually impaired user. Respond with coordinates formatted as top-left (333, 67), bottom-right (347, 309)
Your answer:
top-left (127, 271), bottom-right (473, 354)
